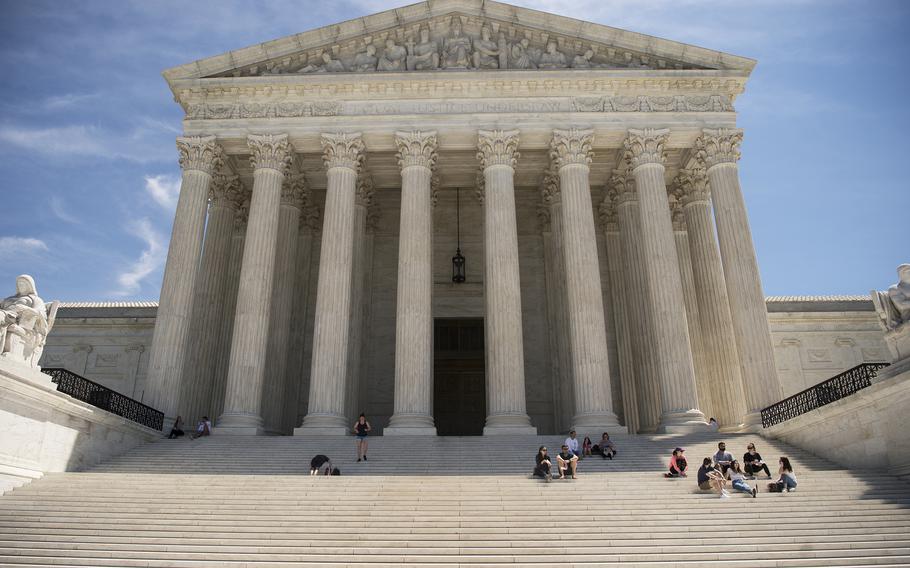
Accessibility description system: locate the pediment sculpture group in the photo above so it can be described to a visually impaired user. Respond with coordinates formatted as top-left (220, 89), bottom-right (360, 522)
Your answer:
top-left (269, 19), bottom-right (626, 75)
top-left (0, 275), bottom-right (58, 370)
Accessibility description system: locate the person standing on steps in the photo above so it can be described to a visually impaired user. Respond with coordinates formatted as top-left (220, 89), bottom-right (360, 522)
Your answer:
top-left (353, 413), bottom-right (371, 462)
top-left (533, 446), bottom-right (553, 482)
top-left (557, 444), bottom-right (579, 479)
top-left (713, 442), bottom-right (734, 475)
top-left (564, 430), bottom-right (581, 459)
top-left (743, 443), bottom-right (772, 479)
top-left (665, 447), bottom-right (688, 477)
top-left (726, 460), bottom-right (758, 497)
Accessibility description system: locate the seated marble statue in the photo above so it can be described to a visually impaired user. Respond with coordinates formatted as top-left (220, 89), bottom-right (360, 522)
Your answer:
top-left (510, 38), bottom-right (537, 69)
top-left (442, 19), bottom-right (472, 69)
top-left (572, 49), bottom-right (595, 68)
top-left (0, 275), bottom-right (58, 369)
top-left (872, 264), bottom-right (910, 331)
top-left (472, 25), bottom-right (500, 69)
top-left (407, 27), bottom-right (439, 71)
top-left (352, 44), bottom-right (378, 72)
top-left (538, 41), bottom-right (568, 69)
top-left (378, 39), bottom-right (407, 72)
top-left (299, 52), bottom-right (345, 73)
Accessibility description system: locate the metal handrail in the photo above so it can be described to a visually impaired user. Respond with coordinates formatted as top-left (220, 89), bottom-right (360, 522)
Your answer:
top-left (41, 367), bottom-right (164, 431)
top-left (760, 362), bottom-right (890, 428)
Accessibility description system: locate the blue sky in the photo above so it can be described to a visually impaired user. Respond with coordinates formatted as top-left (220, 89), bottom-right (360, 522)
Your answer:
top-left (0, 0), bottom-right (907, 301)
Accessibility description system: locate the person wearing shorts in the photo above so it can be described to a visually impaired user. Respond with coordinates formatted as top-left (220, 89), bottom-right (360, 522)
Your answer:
top-left (353, 413), bottom-right (371, 462)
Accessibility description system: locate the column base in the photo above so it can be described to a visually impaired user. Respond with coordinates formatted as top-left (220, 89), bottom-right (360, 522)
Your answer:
top-left (213, 425), bottom-right (265, 436)
top-left (571, 411), bottom-right (622, 437)
top-left (739, 411), bottom-right (765, 433)
top-left (483, 413), bottom-right (537, 435)
top-left (297, 412), bottom-right (350, 436)
top-left (215, 412), bottom-right (265, 435)
top-left (384, 426), bottom-right (438, 436)
top-left (657, 409), bottom-right (709, 434)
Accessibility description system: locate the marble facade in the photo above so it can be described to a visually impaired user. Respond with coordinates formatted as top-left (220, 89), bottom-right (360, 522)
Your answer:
top-left (44, 0), bottom-right (884, 436)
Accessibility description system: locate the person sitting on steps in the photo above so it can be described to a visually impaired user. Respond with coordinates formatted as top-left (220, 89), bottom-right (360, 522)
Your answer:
top-left (727, 460), bottom-right (758, 498)
top-left (557, 444), bottom-right (578, 479)
top-left (713, 442), bottom-right (734, 475)
top-left (582, 435), bottom-right (593, 458)
top-left (774, 457), bottom-right (798, 492)
top-left (712, 463), bottom-right (731, 499)
top-left (189, 416), bottom-right (211, 439)
top-left (665, 448), bottom-right (687, 478)
top-left (564, 430), bottom-right (582, 459)
top-left (532, 446), bottom-right (552, 482)
top-left (696, 457), bottom-right (722, 493)
top-left (167, 415), bottom-right (184, 439)
top-left (595, 432), bottom-right (617, 460)
top-left (353, 413), bottom-right (371, 462)
top-left (743, 442), bottom-right (772, 479)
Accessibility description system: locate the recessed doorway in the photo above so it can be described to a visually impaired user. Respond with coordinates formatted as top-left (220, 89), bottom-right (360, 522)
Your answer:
top-left (433, 318), bottom-right (486, 436)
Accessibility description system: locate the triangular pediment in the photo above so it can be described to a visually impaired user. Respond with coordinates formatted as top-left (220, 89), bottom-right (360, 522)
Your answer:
top-left (162, 0), bottom-right (754, 85)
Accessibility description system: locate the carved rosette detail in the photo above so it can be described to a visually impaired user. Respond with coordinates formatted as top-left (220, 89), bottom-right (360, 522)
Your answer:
top-left (395, 130), bottom-right (438, 171)
top-left (673, 167), bottom-right (710, 206)
top-left (176, 135), bottom-right (223, 175)
top-left (623, 128), bottom-right (669, 169)
top-left (549, 128), bottom-right (594, 169)
top-left (247, 133), bottom-right (293, 173)
top-left (695, 128), bottom-right (743, 169)
top-left (321, 132), bottom-right (365, 172)
top-left (280, 173), bottom-right (308, 209)
top-left (356, 175), bottom-right (376, 207)
top-left (209, 174), bottom-right (244, 209)
top-left (476, 129), bottom-right (520, 170)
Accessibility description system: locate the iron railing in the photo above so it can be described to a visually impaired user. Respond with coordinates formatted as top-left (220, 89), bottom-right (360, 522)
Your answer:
top-left (41, 367), bottom-right (164, 431)
top-left (761, 362), bottom-right (890, 428)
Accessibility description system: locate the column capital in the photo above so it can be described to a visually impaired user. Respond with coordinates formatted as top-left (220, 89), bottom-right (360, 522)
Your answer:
top-left (673, 167), bottom-right (710, 206)
top-left (623, 128), bottom-right (669, 170)
top-left (233, 199), bottom-right (251, 235)
top-left (669, 192), bottom-right (686, 231)
top-left (395, 130), bottom-right (438, 171)
top-left (321, 132), bottom-right (365, 172)
top-left (539, 169), bottom-right (561, 204)
top-left (281, 173), bottom-right (308, 209)
top-left (609, 168), bottom-right (637, 205)
top-left (598, 189), bottom-right (619, 232)
top-left (356, 174), bottom-right (376, 207)
top-left (549, 128), bottom-right (594, 169)
top-left (209, 174), bottom-right (244, 210)
top-left (695, 128), bottom-right (743, 168)
top-left (176, 135), bottom-right (223, 175)
top-left (477, 129), bottom-right (520, 170)
top-left (248, 133), bottom-right (293, 173)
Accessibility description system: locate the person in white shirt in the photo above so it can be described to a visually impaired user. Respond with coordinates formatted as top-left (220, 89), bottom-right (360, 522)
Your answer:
top-left (190, 416), bottom-right (211, 439)
top-left (564, 430), bottom-right (581, 459)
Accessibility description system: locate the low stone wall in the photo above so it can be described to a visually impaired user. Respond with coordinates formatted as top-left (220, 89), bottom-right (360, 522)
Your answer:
top-left (0, 360), bottom-right (161, 494)
top-left (765, 358), bottom-right (910, 479)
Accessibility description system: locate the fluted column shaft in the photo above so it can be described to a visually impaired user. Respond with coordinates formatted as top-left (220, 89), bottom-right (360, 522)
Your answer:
top-left (477, 130), bottom-right (535, 435)
top-left (615, 191), bottom-right (661, 432)
top-left (345, 179), bottom-right (371, 425)
top-left (182, 174), bottom-right (242, 426)
top-left (282, 222), bottom-right (317, 433)
top-left (549, 129), bottom-right (620, 431)
top-left (386, 130), bottom-right (438, 435)
top-left (146, 136), bottom-right (221, 423)
top-left (298, 133), bottom-right (364, 435)
top-left (211, 215), bottom-right (246, 422)
top-left (625, 129), bottom-right (705, 432)
top-left (261, 175), bottom-right (306, 433)
top-left (697, 129), bottom-right (780, 427)
top-left (679, 172), bottom-right (746, 429)
top-left (218, 134), bottom-right (292, 435)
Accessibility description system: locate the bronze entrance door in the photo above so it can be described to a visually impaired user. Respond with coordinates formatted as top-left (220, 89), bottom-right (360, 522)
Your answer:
top-left (433, 318), bottom-right (486, 436)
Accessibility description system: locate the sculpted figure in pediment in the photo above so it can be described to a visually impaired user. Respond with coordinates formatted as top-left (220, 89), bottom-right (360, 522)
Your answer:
top-left (299, 52), bottom-right (345, 73)
top-left (407, 26), bottom-right (439, 71)
top-left (538, 40), bottom-right (568, 69)
top-left (378, 38), bottom-right (407, 71)
top-left (571, 49), bottom-right (595, 69)
top-left (442, 19), bottom-right (472, 69)
top-left (352, 44), bottom-right (378, 72)
top-left (472, 25), bottom-right (501, 69)
top-left (510, 38), bottom-right (537, 69)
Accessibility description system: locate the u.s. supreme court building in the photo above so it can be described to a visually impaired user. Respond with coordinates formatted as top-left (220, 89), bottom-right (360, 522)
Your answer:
top-left (43, 0), bottom-right (885, 439)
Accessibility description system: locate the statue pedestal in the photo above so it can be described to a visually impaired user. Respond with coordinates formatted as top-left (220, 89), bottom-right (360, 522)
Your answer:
top-left (884, 325), bottom-right (910, 363)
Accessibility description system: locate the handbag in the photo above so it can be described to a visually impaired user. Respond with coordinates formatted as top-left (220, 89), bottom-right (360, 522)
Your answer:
top-left (768, 481), bottom-right (783, 493)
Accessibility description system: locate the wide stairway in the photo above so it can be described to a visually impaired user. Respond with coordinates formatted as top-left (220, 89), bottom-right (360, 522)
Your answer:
top-left (1, 433), bottom-right (909, 567)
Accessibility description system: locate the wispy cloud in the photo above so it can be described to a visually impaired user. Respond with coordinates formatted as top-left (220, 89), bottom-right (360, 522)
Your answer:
top-left (144, 174), bottom-right (181, 210)
top-left (49, 196), bottom-right (82, 225)
top-left (42, 92), bottom-right (100, 110)
top-left (0, 123), bottom-right (175, 163)
top-left (0, 236), bottom-right (49, 261)
top-left (112, 219), bottom-right (166, 296)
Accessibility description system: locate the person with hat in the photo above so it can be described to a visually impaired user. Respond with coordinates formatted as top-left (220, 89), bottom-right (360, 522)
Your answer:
top-left (665, 447), bottom-right (688, 478)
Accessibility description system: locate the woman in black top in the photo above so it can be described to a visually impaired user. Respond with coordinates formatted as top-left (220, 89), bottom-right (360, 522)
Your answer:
top-left (353, 414), bottom-right (371, 462)
top-left (533, 446), bottom-right (552, 481)
top-left (167, 416), bottom-right (184, 439)
top-left (743, 443), bottom-right (771, 478)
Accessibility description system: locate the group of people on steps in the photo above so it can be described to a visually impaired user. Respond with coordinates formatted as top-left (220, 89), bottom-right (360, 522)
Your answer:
top-left (665, 441), bottom-right (797, 497)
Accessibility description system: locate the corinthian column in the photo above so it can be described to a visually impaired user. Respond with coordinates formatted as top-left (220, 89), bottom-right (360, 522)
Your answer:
top-left (385, 130), bottom-right (438, 436)
top-left (298, 132), bottom-right (364, 435)
top-left (549, 128), bottom-right (620, 431)
top-left (145, 136), bottom-right (222, 423)
top-left (217, 134), bottom-right (292, 435)
top-left (623, 128), bottom-right (705, 432)
top-left (612, 171), bottom-right (661, 432)
top-left (599, 186), bottom-right (639, 434)
top-left (261, 174), bottom-right (307, 434)
top-left (696, 129), bottom-right (781, 428)
top-left (477, 129), bottom-right (536, 435)
top-left (182, 173), bottom-right (244, 425)
top-left (675, 167), bottom-right (746, 429)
